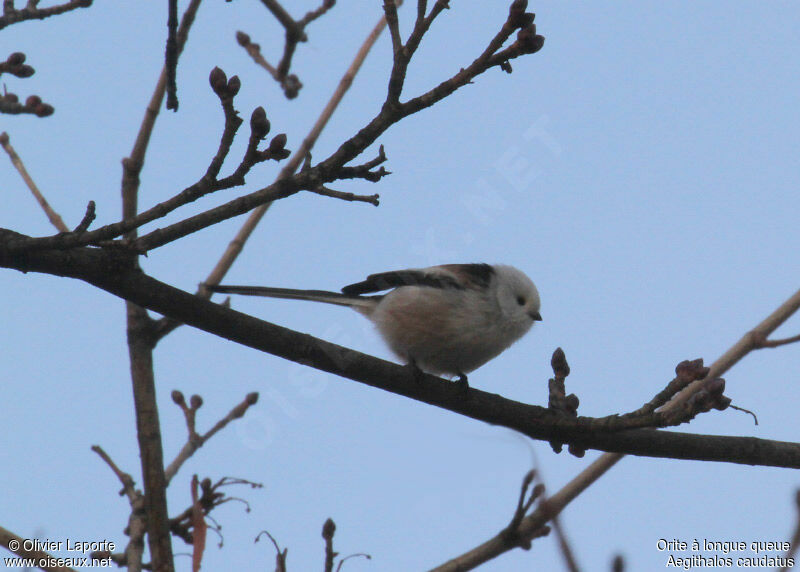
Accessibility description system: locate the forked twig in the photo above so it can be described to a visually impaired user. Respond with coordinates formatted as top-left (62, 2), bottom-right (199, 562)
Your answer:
top-left (164, 391), bottom-right (260, 483)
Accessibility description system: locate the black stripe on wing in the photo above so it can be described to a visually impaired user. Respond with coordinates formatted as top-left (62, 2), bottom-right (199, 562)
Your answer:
top-left (439, 263), bottom-right (494, 289)
top-left (341, 269), bottom-right (459, 295)
top-left (341, 264), bottom-right (493, 295)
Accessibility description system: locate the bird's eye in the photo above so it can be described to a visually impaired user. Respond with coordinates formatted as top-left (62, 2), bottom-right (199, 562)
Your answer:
top-left (516, 296), bottom-right (526, 306)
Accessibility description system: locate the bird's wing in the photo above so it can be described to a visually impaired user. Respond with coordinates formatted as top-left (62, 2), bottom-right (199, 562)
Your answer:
top-left (341, 263), bottom-right (493, 295)
top-left (436, 263), bottom-right (494, 289)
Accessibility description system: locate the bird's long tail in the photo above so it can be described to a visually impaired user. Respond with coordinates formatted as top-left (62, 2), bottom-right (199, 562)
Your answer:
top-left (206, 284), bottom-right (378, 310)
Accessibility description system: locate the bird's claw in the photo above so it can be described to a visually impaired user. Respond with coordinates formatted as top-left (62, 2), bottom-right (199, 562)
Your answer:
top-left (407, 360), bottom-right (426, 384)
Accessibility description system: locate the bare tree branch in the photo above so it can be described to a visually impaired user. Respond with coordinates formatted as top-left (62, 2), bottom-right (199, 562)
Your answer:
top-left (91, 445), bottom-right (147, 571)
top-left (0, 0), bottom-right (91, 30)
top-left (753, 332), bottom-right (800, 349)
top-left (322, 518), bottom-right (337, 572)
top-left (114, 2), bottom-right (541, 252)
top-left (238, 0), bottom-right (336, 98)
top-left (72, 200), bottom-right (96, 233)
top-left (432, 470), bottom-right (550, 572)
top-left (164, 391), bottom-right (260, 483)
top-left (254, 530), bottom-right (288, 572)
top-left (2, 73), bottom-right (289, 255)
top-left (91, 445), bottom-right (138, 503)
top-left (2, 1), bottom-right (539, 258)
top-left (119, 3), bottom-right (204, 571)
top-left (151, 6), bottom-right (396, 341)
top-left (0, 131), bottom-right (69, 232)
top-left (308, 185), bottom-right (380, 206)
top-left (165, 0), bottom-right (179, 110)
top-left (2, 238), bottom-right (799, 469)
top-left (121, 0), bottom-right (203, 232)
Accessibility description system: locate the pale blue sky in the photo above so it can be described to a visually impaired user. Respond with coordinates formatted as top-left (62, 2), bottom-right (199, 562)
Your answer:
top-left (2, 2), bottom-right (800, 570)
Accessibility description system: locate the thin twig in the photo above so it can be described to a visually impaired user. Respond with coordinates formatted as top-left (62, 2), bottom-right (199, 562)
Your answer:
top-left (728, 403), bottom-right (758, 425)
top-left (779, 490), bottom-right (800, 571)
top-left (236, 31), bottom-right (281, 83)
top-left (242, 0), bottom-right (335, 98)
top-left (550, 514), bottom-right (581, 572)
top-left (322, 518), bottom-right (337, 572)
top-left (73, 200), bottom-right (96, 233)
top-left (1, 131), bottom-right (69, 232)
top-left (260, 0), bottom-right (298, 33)
top-left (0, 0), bottom-right (91, 30)
top-left (753, 332), bottom-right (800, 348)
top-left (91, 445), bottom-right (138, 502)
top-left (122, 0), bottom-right (202, 231)
top-left (309, 185), bottom-right (379, 205)
top-left (165, 0), bottom-right (179, 110)
top-left (91, 447), bottom-right (146, 572)
top-left (255, 531), bottom-right (288, 572)
top-left (336, 553), bottom-right (372, 572)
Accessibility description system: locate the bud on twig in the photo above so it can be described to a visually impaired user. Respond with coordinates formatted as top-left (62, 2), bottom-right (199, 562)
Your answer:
top-left (250, 106), bottom-right (270, 139)
top-left (517, 26), bottom-right (545, 53)
top-left (16, 65), bottom-right (35, 78)
top-left (171, 390), bottom-right (186, 406)
top-left (35, 103), bottom-right (54, 117)
top-left (236, 31), bottom-right (250, 47)
top-left (227, 75), bottom-right (241, 97)
top-left (209, 67), bottom-right (228, 97)
top-left (322, 518), bottom-right (336, 540)
top-left (7, 52), bottom-right (26, 65)
top-left (268, 133), bottom-right (287, 153)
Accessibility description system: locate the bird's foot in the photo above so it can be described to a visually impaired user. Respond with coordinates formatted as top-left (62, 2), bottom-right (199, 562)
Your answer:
top-left (406, 360), bottom-right (426, 384)
top-left (455, 372), bottom-right (470, 393)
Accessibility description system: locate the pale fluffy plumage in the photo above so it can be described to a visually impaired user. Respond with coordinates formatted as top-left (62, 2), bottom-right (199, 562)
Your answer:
top-left (208, 263), bottom-right (541, 377)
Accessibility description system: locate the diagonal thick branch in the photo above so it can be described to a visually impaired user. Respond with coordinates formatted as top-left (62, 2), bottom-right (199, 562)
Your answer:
top-left (3, 237), bottom-right (800, 470)
top-left (0, 524), bottom-right (78, 572)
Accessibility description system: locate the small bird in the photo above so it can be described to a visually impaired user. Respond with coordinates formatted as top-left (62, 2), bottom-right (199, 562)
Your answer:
top-left (207, 263), bottom-right (541, 385)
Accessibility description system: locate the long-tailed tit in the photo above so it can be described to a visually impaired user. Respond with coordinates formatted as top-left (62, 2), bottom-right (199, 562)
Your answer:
top-left (207, 263), bottom-right (541, 383)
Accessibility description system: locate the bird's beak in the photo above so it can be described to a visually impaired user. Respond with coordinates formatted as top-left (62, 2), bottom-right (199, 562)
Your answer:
top-left (530, 311), bottom-right (542, 321)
